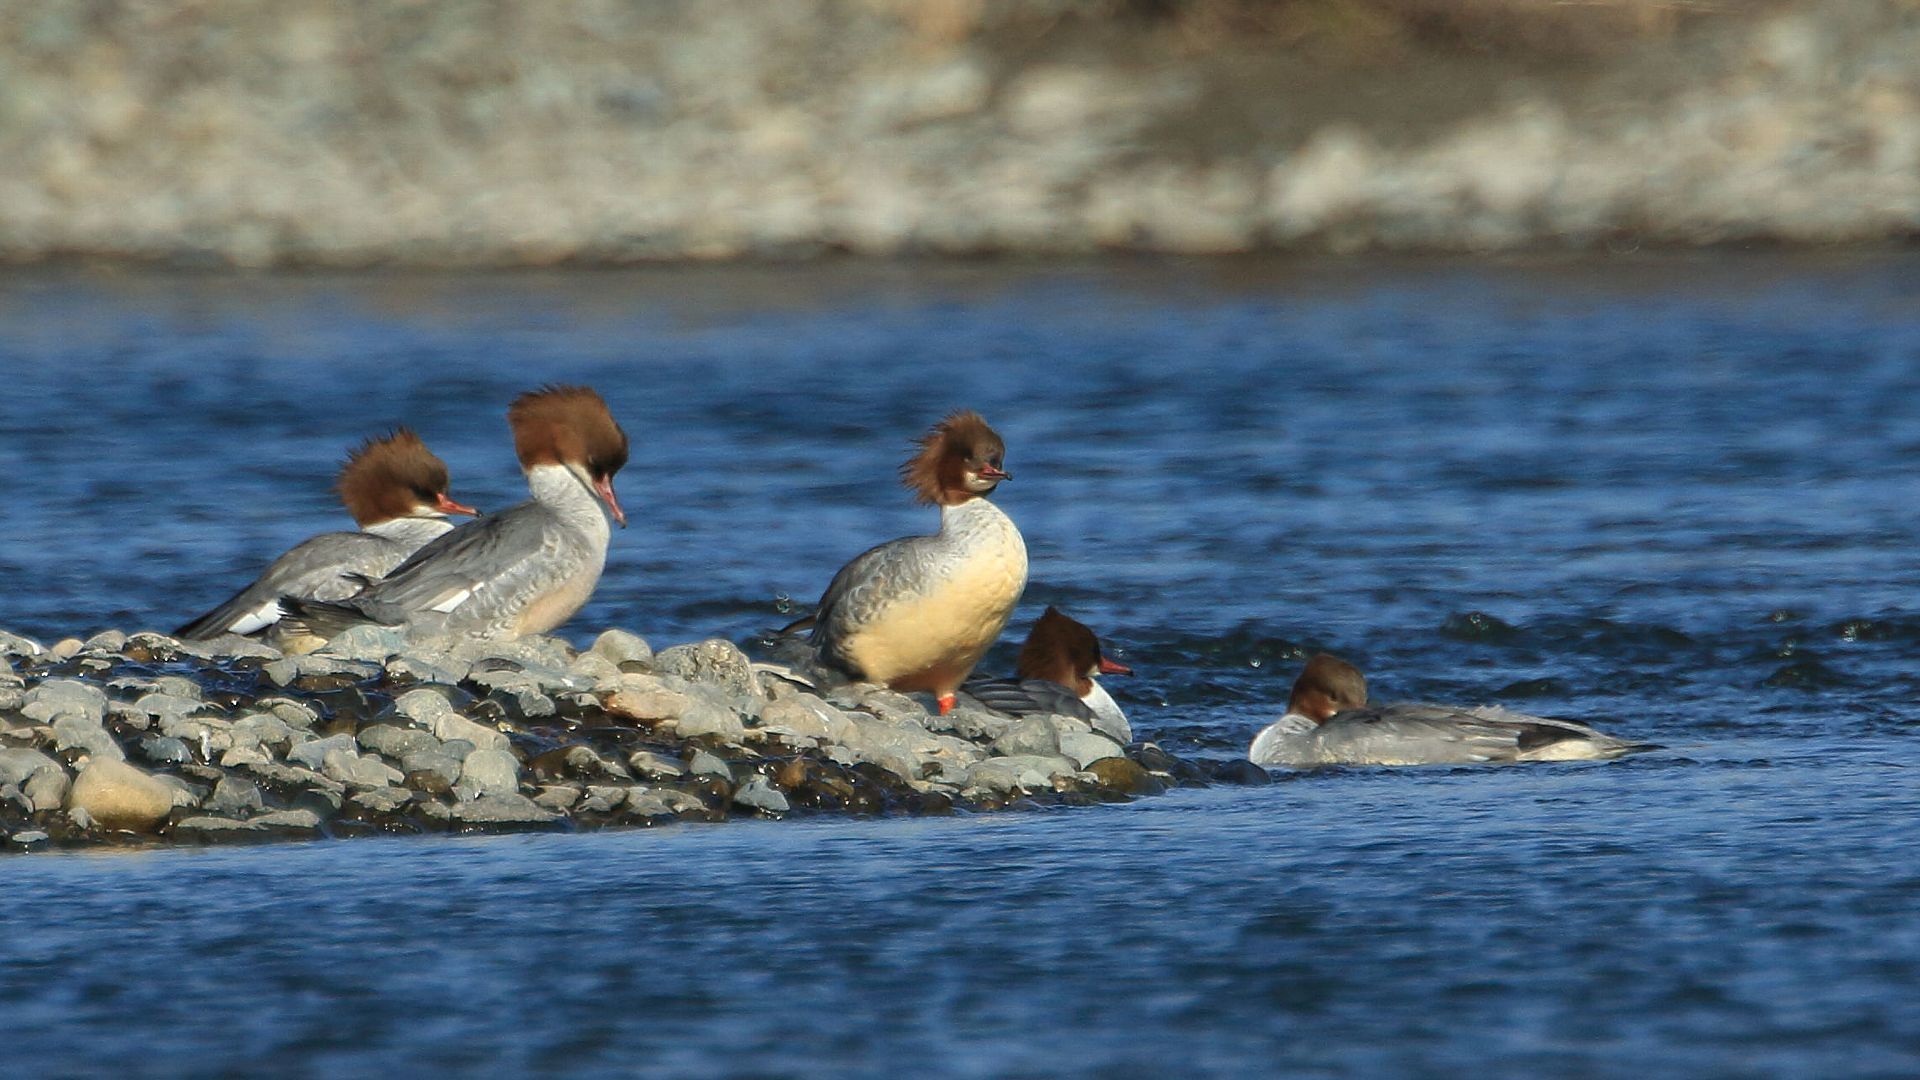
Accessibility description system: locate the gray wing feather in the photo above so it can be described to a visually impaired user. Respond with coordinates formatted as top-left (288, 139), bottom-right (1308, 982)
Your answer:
top-left (961, 677), bottom-right (1095, 721)
top-left (809, 535), bottom-right (934, 676)
top-left (356, 502), bottom-right (555, 613)
top-left (1318, 703), bottom-right (1635, 764)
top-left (176, 531), bottom-right (403, 640)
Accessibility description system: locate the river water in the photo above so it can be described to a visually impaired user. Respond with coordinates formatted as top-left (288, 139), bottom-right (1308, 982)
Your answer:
top-left (2, 255), bottom-right (1918, 1076)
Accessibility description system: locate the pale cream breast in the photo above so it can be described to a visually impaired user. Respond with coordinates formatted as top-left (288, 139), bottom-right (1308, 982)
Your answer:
top-left (840, 524), bottom-right (1027, 696)
top-left (512, 564), bottom-right (604, 637)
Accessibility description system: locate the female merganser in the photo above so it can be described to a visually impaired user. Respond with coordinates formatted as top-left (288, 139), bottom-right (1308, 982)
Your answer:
top-left (1248, 653), bottom-right (1648, 767)
top-left (808, 409), bottom-right (1028, 714)
top-left (963, 607), bottom-right (1133, 742)
top-left (174, 429), bottom-right (477, 642)
top-left (282, 385), bottom-right (628, 644)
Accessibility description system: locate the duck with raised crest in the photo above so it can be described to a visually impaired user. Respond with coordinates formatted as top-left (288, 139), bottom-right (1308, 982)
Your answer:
top-left (1248, 653), bottom-right (1650, 767)
top-left (281, 385), bottom-right (628, 644)
top-left (962, 607), bottom-right (1133, 742)
top-left (806, 410), bottom-right (1028, 715)
top-left (175, 429), bottom-right (477, 642)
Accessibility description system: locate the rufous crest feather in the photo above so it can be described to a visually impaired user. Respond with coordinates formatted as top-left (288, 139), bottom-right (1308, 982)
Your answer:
top-left (336, 429), bottom-right (453, 527)
top-left (900, 409), bottom-right (1006, 507)
top-left (508, 385), bottom-right (629, 478)
top-left (1016, 606), bottom-right (1104, 692)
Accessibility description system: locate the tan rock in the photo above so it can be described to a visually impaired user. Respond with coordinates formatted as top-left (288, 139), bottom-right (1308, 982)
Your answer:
top-left (67, 759), bottom-right (176, 831)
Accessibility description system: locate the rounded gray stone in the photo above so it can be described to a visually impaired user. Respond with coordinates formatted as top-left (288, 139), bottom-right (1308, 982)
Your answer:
top-left (455, 748), bottom-right (521, 800)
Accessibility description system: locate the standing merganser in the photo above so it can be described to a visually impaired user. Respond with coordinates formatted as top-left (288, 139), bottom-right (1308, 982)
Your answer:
top-left (963, 607), bottom-right (1134, 743)
top-left (1248, 654), bottom-right (1649, 767)
top-left (281, 385), bottom-right (628, 644)
top-left (174, 429), bottom-right (477, 642)
top-left (808, 410), bottom-right (1028, 715)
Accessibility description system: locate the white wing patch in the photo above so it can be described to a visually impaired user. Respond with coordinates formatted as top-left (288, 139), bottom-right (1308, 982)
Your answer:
top-left (430, 587), bottom-right (475, 613)
top-left (227, 601), bottom-right (285, 636)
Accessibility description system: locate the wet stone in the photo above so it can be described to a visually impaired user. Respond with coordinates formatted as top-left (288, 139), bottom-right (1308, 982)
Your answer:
top-left (261, 698), bottom-right (319, 729)
top-left (450, 793), bottom-right (559, 826)
top-left (568, 651), bottom-right (621, 686)
top-left (23, 765), bottom-right (70, 811)
top-left (401, 751), bottom-right (463, 790)
top-left (0, 630), bottom-right (45, 658)
top-left (324, 748), bottom-right (402, 790)
top-left (152, 676), bottom-right (202, 700)
top-left (757, 698), bottom-right (852, 744)
top-left (67, 759), bottom-right (174, 831)
top-left (254, 809), bottom-right (324, 831)
top-left (455, 748), bottom-right (521, 801)
top-left (589, 629), bottom-right (652, 667)
top-left (319, 625), bottom-right (407, 663)
top-left (674, 697), bottom-right (746, 741)
top-left (534, 785), bottom-right (582, 812)
top-left (689, 750), bottom-right (733, 780)
top-left (288, 734), bottom-right (357, 771)
top-left (357, 723), bottom-right (441, 759)
top-left (1059, 730), bottom-right (1125, 769)
top-left (943, 704), bottom-right (1015, 742)
top-left (53, 716), bottom-right (125, 762)
top-left (627, 750), bottom-right (687, 779)
top-left (991, 715), bottom-right (1061, 758)
top-left (386, 652), bottom-right (470, 687)
top-left (23, 679), bottom-right (108, 724)
top-left (219, 746), bottom-right (272, 768)
top-left (578, 785), bottom-right (629, 813)
top-left (230, 714), bottom-right (296, 753)
top-left (1088, 756), bottom-right (1165, 795)
top-left (82, 630), bottom-right (129, 654)
top-left (733, 775), bottom-right (790, 814)
top-left (406, 769), bottom-right (454, 798)
top-left (623, 790), bottom-right (675, 819)
top-left (603, 674), bottom-right (695, 725)
top-left (427, 712), bottom-right (508, 753)
top-left (349, 787), bottom-right (412, 814)
top-left (1211, 759), bottom-right (1274, 786)
top-left (653, 639), bottom-right (760, 701)
top-left (0, 748), bottom-right (60, 786)
top-left (206, 776), bottom-right (265, 816)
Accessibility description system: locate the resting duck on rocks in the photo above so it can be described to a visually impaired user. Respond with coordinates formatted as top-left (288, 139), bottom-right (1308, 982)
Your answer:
top-left (175, 429), bottom-right (476, 643)
top-left (963, 607), bottom-right (1133, 743)
top-left (802, 410), bottom-right (1028, 716)
top-left (282, 385), bottom-right (628, 645)
top-left (1248, 653), bottom-right (1649, 767)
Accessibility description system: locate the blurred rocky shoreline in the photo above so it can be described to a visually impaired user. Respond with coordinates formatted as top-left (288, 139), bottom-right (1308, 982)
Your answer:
top-left (1, 0), bottom-right (1915, 266)
top-left (0, 624), bottom-right (1246, 853)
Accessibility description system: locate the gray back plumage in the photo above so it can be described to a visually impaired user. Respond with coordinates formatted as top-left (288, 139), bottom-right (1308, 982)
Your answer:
top-left (176, 530), bottom-right (413, 640)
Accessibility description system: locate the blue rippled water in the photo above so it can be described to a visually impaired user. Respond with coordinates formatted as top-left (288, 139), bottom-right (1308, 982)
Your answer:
top-left (3, 255), bottom-right (1920, 1076)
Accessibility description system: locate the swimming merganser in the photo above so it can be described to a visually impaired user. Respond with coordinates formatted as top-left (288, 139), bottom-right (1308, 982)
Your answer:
top-left (963, 607), bottom-right (1133, 742)
top-left (1248, 653), bottom-right (1648, 767)
top-left (808, 410), bottom-right (1028, 714)
top-left (281, 385), bottom-right (628, 644)
top-left (174, 429), bottom-right (476, 642)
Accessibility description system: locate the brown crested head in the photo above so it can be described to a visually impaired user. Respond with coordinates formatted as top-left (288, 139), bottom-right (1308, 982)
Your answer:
top-left (1016, 607), bottom-right (1130, 692)
top-left (508, 384), bottom-right (630, 525)
top-left (1287, 653), bottom-right (1369, 725)
top-left (335, 429), bottom-right (475, 526)
top-left (900, 409), bottom-right (1010, 507)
